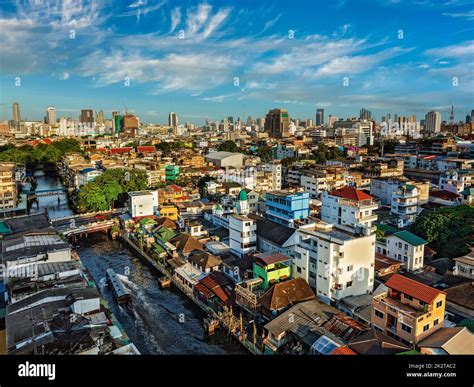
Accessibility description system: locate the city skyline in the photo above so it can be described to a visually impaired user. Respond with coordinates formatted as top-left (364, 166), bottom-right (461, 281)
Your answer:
top-left (1, 0), bottom-right (473, 124)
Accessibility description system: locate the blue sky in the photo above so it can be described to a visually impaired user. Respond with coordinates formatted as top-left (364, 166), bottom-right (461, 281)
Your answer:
top-left (0, 0), bottom-right (473, 124)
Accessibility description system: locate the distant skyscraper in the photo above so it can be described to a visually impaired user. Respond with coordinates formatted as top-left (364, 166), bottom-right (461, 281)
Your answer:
top-left (80, 109), bottom-right (94, 125)
top-left (227, 116), bottom-right (234, 124)
top-left (425, 111), bottom-right (441, 134)
top-left (328, 115), bottom-right (338, 128)
top-left (471, 110), bottom-right (474, 123)
top-left (96, 110), bottom-right (105, 125)
top-left (12, 102), bottom-right (20, 124)
top-left (359, 108), bottom-right (372, 121)
top-left (305, 119), bottom-right (313, 128)
top-left (316, 108), bottom-right (324, 126)
top-left (264, 108), bottom-right (291, 138)
top-left (466, 114), bottom-right (471, 124)
top-left (46, 106), bottom-right (57, 125)
top-left (168, 112), bottom-right (179, 129)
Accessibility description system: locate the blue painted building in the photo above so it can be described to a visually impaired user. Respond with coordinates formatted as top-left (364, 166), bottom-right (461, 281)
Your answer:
top-left (265, 191), bottom-right (310, 227)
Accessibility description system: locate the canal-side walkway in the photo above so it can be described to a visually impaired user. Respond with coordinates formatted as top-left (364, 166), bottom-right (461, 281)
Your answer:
top-left (121, 232), bottom-right (263, 355)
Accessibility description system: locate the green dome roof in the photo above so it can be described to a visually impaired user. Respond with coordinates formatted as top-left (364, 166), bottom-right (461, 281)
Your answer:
top-left (238, 189), bottom-right (248, 201)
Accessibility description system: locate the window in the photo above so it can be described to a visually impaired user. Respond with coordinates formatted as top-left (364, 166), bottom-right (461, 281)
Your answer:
top-left (423, 324), bottom-right (430, 332)
top-left (296, 267), bottom-right (302, 273)
top-left (346, 281), bottom-right (352, 288)
top-left (436, 300), bottom-right (443, 308)
top-left (433, 319), bottom-right (439, 326)
top-left (374, 309), bottom-right (384, 319)
top-left (401, 323), bottom-right (412, 333)
top-left (404, 244), bottom-right (408, 251)
top-left (347, 265), bottom-right (353, 272)
top-left (404, 294), bottom-right (413, 301)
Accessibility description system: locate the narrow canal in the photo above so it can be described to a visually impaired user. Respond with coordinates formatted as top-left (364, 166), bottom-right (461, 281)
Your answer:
top-left (33, 171), bottom-right (245, 354)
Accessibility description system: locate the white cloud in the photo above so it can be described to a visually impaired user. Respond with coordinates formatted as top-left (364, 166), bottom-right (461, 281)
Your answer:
top-left (310, 47), bottom-right (411, 78)
top-left (425, 40), bottom-right (474, 58)
top-left (443, 10), bottom-right (474, 20)
top-left (59, 72), bottom-right (70, 80)
top-left (170, 8), bottom-right (181, 32)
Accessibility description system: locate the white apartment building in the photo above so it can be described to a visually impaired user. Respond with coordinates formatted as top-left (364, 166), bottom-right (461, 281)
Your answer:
top-left (371, 178), bottom-right (430, 205)
top-left (425, 111), bottom-right (441, 134)
top-left (301, 168), bottom-right (347, 199)
top-left (391, 183), bottom-right (419, 228)
top-left (321, 186), bottom-right (378, 235)
top-left (453, 252), bottom-right (474, 279)
top-left (229, 215), bottom-right (257, 258)
top-left (439, 169), bottom-right (473, 195)
top-left (376, 230), bottom-right (427, 272)
top-left (0, 163), bottom-right (18, 210)
top-left (264, 162), bottom-right (282, 190)
top-left (293, 222), bottom-right (375, 304)
top-left (128, 190), bottom-right (159, 218)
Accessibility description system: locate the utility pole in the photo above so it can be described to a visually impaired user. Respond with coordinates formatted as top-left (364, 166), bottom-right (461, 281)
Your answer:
top-left (240, 311), bottom-right (243, 335)
top-left (253, 319), bottom-right (257, 350)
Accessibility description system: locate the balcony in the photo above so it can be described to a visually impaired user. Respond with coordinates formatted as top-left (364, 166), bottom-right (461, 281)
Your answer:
top-left (358, 214), bottom-right (378, 222)
top-left (386, 323), bottom-right (397, 333)
top-left (373, 294), bottom-right (423, 322)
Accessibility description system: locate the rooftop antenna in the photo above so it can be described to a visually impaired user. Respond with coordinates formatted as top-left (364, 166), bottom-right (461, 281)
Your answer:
top-left (449, 103), bottom-right (454, 125)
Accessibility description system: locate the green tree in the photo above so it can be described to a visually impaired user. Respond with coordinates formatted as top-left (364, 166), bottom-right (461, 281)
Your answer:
top-left (217, 140), bottom-right (240, 153)
top-left (76, 183), bottom-right (109, 213)
top-left (257, 145), bottom-right (272, 162)
top-left (411, 205), bottom-right (474, 258)
top-left (102, 180), bottom-right (123, 209)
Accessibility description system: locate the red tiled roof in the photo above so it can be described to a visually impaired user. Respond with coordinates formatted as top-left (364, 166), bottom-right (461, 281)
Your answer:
top-left (329, 186), bottom-right (373, 201)
top-left (331, 346), bottom-right (357, 355)
top-left (137, 146), bottom-right (156, 153)
top-left (429, 190), bottom-right (460, 200)
top-left (110, 147), bottom-right (133, 154)
top-left (167, 184), bottom-right (182, 192)
top-left (385, 274), bottom-right (446, 304)
top-left (195, 271), bottom-right (234, 304)
top-left (31, 138), bottom-right (53, 147)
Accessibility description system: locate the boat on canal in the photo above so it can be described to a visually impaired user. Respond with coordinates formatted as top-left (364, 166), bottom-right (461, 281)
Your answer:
top-left (106, 269), bottom-right (132, 304)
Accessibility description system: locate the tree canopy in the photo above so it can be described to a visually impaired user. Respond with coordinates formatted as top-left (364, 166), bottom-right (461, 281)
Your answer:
top-left (411, 205), bottom-right (474, 258)
top-left (217, 140), bottom-right (241, 153)
top-left (76, 168), bottom-right (148, 213)
top-left (0, 139), bottom-right (82, 165)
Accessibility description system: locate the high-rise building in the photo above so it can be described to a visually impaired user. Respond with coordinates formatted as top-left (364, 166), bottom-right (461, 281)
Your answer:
top-left (80, 109), bottom-right (94, 125)
top-left (424, 111), bottom-right (441, 134)
top-left (316, 108), bottom-right (324, 126)
top-left (264, 108), bottom-right (291, 138)
top-left (359, 107), bottom-right (372, 121)
top-left (328, 115), bottom-right (338, 128)
top-left (466, 114), bottom-right (471, 124)
top-left (305, 119), bottom-right (313, 128)
top-left (471, 110), bottom-right (474, 123)
top-left (168, 112), bottom-right (179, 129)
top-left (46, 106), bottom-right (57, 125)
top-left (96, 110), bottom-right (105, 125)
top-left (12, 102), bottom-right (20, 124)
